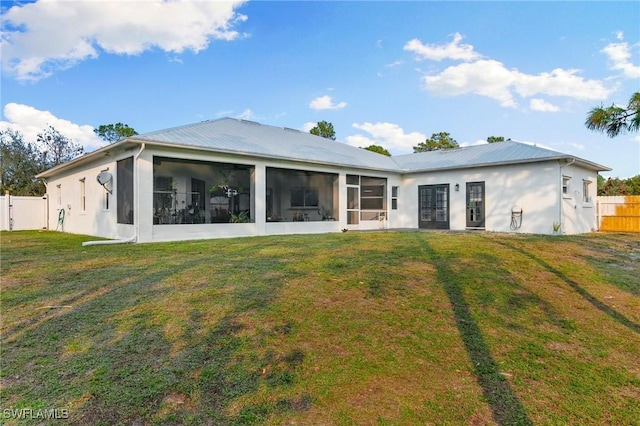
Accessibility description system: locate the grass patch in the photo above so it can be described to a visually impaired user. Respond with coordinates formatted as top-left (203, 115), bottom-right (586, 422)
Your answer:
top-left (1, 230), bottom-right (639, 425)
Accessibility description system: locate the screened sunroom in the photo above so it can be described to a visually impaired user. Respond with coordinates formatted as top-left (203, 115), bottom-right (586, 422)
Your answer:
top-left (152, 157), bottom-right (254, 224)
top-left (265, 167), bottom-right (339, 222)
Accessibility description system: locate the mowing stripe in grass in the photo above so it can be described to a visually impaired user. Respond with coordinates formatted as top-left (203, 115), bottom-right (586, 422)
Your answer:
top-left (414, 232), bottom-right (534, 426)
top-left (490, 237), bottom-right (640, 335)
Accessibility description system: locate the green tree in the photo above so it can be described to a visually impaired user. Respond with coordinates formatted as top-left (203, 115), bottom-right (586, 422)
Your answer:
top-left (0, 129), bottom-right (47, 195)
top-left (309, 121), bottom-right (336, 140)
top-left (37, 125), bottom-right (84, 167)
top-left (94, 123), bottom-right (138, 143)
top-left (413, 132), bottom-right (459, 153)
top-left (487, 136), bottom-right (505, 143)
top-left (598, 177), bottom-right (627, 196)
top-left (585, 92), bottom-right (640, 137)
top-left (625, 175), bottom-right (640, 195)
top-left (597, 174), bottom-right (640, 196)
top-left (362, 145), bottom-right (391, 156)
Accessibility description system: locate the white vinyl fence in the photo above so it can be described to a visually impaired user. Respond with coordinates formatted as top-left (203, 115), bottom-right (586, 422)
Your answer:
top-left (0, 194), bottom-right (48, 231)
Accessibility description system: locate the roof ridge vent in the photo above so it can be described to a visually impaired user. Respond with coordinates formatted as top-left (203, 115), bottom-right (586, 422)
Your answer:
top-left (283, 127), bottom-right (301, 133)
top-left (240, 119), bottom-right (260, 125)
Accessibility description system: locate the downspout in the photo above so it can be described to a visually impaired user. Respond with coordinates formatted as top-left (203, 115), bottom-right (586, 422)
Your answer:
top-left (559, 158), bottom-right (576, 234)
top-left (82, 235), bottom-right (136, 246)
top-left (81, 143), bottom-right (145, 247)
top-left (134, 142), bottom-right (146, 243)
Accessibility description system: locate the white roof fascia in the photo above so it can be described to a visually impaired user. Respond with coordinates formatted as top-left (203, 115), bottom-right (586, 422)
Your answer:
top-left (132, 138), bottom-right (401, 174)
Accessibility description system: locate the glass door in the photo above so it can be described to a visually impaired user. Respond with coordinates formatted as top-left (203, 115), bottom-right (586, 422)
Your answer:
top-left (347, 186), bottom-right (359, 225)
top-left (418, 184), bottom-right (449, 229)
top-left (346, 174), bottom-right (359, 225)
top-left (466, 181), bottom-right (485, 228)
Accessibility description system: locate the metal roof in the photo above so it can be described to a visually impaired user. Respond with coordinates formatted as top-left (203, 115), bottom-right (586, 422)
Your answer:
top-left (37, 118), bottom-right (610, 178)
top-left (132, 117), bottom-right (400, 172)
top-left (393, 140), bottom-right (610, 172)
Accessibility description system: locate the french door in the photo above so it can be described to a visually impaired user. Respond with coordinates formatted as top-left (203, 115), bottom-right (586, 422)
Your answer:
top-left (418, 184), bottom-right (449, 229)
top-left (466, 181), bottom-right (485, 228)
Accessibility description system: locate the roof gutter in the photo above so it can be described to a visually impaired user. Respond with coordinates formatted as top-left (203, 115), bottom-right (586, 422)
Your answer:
top-left (36, 139), bottom-right (133, 179)
top-left (127, 137), bottom-right (401, 174)
top-left (78, 142), bottom-right (144, 246)
top-left (398, 155), bottom-right (610, 175)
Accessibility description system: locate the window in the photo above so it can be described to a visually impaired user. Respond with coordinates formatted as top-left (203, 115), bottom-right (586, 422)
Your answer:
top-left (562, 176), bottom-right (571, 197)
top-left (153, 157), bottom-right (253, 224)
top-left (117, 157), bottom-right (134, 224)
top-left (391, 186), bottom-right (399, 210)
top-left (266, 168), bottom-right (337, 222)
top-left (583, 180), bottom-right (592, 203)
top-left (291, 188), bottom-right (319, 207)
top-left (360, 176), bottom-right (386, 210)
top-left (79, 178), bottom-right (86, 212)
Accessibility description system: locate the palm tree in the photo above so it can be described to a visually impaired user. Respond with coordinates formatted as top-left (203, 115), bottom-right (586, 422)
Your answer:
top-left (585, 92), bottom-right (640, 137)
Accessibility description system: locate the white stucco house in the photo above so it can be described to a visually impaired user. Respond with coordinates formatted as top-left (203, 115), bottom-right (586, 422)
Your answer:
top-left (36, 118), bottom-right (610, 243)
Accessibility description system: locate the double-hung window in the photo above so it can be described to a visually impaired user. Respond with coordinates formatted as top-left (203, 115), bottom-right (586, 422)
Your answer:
top-left (583, 180), bottom-right (592, 204)
top-left (391, 186), bottom-right (399, 210)
top-left (79, 178), bottom-right (86, 212)
top-left (562, 176), bottom-right (571, 197)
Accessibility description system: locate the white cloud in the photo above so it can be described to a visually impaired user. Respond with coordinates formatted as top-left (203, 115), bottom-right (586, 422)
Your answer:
top-left (309, 95), bottom-right (347, 111)
top-left (460, 140), bottom-right (489, 147)
top-left (529, 98), bottom-right (560, 112)
top-left (0, 103), bottom-right (104, 152)
top-left (216, 110), bottom-right (234, 118)
top-left (569, 142), bottom-right (586, 151)
top-left (236, 109), bottom-right (255, 120)
top-left (601, 40), bottom-right (640, 79)
top-left (407, 32), bottom-right (615, 108)
top-left (423, 60), bottom-right (518, 107)
top-left (345, 122), bottom-right (426, 153)
top-left (385, 60), bottom-right (404, 68)
top-left (404, 33), bottom-right (481, 62)
top-left (514, 68), bottom-right (613, 99)
top-left (301, 122), bottom-right (316, 132)
top-left (423, 60), bottom-right (612, 108)
top-left (1, 0), bottom-right (248, 81)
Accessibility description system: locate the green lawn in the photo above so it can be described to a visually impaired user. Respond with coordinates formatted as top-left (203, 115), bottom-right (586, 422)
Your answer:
top-left (1, 230), bottom-right (639, 425)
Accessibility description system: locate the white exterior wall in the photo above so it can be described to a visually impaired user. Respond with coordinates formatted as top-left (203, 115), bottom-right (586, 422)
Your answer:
top-left (43, 153), bottom-right (134, 240)
top-left (559, 162), bottom-right (599, 234)
top-left (399, 161), bottom-right (585, 235)
top-left (40, 146), bottom-right (599, 241)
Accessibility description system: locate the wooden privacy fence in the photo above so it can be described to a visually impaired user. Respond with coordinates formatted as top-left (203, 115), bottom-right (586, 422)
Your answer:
top-left (597, 196), bottom-right (640, 233)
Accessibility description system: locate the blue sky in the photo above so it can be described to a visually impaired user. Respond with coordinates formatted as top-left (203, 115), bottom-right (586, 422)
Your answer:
top-left (1, 1), bottom-right (639, 178)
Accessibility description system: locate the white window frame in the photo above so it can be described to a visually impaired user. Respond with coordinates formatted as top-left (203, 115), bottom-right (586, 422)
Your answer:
top-left (562, 176), bottom-right (571, 198)
top-left (79, 178), bottom-right (86, 212)
top-left (582, 180), bottom-right (592, 204)
top-left (391, 186), bottom-right (399, 210)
